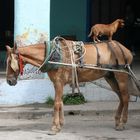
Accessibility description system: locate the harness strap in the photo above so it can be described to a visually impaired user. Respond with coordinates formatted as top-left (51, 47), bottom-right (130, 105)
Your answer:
top-left (106, 41), bottom-right (119, 66)
top-left (114, 41), bottom-right (128, 64)
top-left (93, 43), bottom-right (100, 66)
top-left (100, 64), bottom-right (126, 70)
top-left (39, 41), bottom-right (61, 72)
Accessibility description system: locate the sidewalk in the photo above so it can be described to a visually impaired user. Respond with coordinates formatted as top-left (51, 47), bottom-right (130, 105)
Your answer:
top-left (0, 101), bottom-right (140, 119)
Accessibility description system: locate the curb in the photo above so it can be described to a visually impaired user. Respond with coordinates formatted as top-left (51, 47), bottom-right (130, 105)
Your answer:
top-left (0, 107), bottom-right (140, 119)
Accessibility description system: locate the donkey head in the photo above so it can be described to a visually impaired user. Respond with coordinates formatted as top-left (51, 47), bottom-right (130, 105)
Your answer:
top-left (6, 44), bottom-right (20, 86)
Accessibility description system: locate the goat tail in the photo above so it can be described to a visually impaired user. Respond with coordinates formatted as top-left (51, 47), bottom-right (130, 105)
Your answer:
top-left (88, 29), bottom-right (93, 37)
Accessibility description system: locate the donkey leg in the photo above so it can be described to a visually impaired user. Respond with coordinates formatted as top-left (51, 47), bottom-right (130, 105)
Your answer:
top-left (114, 73), bottom-right (129, 131)
top-left (51, 81), bottom-right (64, 133)
top-left (59, 101), bottom-right (64, 127)
top-left (104, 72), bottom-right (123, 129)
top-left (115, 98), bottom-right (124, 130)
top-left (118, 93), bottom-right (129, 131)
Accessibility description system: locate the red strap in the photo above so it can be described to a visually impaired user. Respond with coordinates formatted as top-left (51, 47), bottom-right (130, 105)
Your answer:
top-left (18, 54), bottom-right (24, 75)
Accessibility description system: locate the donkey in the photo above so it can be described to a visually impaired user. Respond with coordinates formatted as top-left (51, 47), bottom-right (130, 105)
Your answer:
top-left (5, 37), bottom-right (133, 134)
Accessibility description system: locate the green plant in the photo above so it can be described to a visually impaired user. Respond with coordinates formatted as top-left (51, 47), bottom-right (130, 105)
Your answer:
top-left (63, 93), bottom-right (86, 105)
top-left (45, 93), bottom-right (86, 106)
top-left (45, 96), bottom-right (54, 107)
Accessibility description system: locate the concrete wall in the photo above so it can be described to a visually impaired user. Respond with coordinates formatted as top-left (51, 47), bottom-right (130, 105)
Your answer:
top-left (15, 0), bottom-right (50, 43)
top-left (0, 77), bottom-right (119, 105)
top-left (0, 0), bottom-right (52, 105)
top-left (64, 79), bottom-right (118, 101)
top-left (0, 78), bottom-right (55, 105)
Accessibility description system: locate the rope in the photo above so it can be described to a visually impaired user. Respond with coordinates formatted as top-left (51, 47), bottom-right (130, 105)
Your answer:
top-left (72, 41), bottom-right (86, 62)
top-left (61, 37), bottom-right (81, 94)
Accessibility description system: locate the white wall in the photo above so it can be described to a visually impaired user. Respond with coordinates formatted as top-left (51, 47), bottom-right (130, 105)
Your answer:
top-left (0, 0), bottom-right (52, 105)
top-left (15, 0), bottom-right (50, 42)
top-left (0, 78), bottom-right (55, 105)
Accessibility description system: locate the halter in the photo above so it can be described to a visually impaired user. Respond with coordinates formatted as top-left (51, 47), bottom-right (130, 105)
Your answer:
top-left (18, 54), bottom-right (24, 75)
top-left (10, 50), bottom-right (24, 76)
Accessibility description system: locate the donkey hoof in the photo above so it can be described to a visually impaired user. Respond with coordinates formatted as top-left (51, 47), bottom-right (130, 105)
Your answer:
top-left (47, 130), bottom-right (57, 135)
top-left (115, 125), bottom-right (125, 131)
top-left (51, 125), bottom-right (61, 133)
top-left (47, 127), bottom-right (61, 135)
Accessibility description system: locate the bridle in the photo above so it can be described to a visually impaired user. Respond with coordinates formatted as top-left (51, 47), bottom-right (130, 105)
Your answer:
top-left (9, 51), bottom-right (24, 76)
top-left (18, 53), bottom-right (24, 75)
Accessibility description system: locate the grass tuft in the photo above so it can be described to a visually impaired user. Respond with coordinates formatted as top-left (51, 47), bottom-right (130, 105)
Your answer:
top-left (45, 93), bottom-right (86, 106)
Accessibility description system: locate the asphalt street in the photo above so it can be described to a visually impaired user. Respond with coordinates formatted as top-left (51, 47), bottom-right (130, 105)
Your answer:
top-left (0, 113), bottom-right (140, 140)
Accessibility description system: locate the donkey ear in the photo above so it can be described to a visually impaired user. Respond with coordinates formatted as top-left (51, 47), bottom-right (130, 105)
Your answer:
top-left (13, 42), bottom-right (18, 53)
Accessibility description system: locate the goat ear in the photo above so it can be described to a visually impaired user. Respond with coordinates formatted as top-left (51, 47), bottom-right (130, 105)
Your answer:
top-left (13, 42), bottom-right (18, 53)
top-left (121, 19), bottom-right (124, 22)
top-left (6, 45), bottom-right (12, 52)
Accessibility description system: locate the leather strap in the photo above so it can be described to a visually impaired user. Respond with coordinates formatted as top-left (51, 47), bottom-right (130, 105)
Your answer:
top-left (114, 41), bottom-right (128, 64)
top-left (106, 41), bottom-right (119, 66)
top-left (93, 43), bottom-right (100, 66)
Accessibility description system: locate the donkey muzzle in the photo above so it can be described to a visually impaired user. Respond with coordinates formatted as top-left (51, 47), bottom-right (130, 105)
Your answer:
top-left (7, 78), bottom-right (17, 86)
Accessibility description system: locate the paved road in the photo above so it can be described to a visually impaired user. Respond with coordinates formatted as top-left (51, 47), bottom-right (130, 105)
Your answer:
top-left (0, 114), bottom-right (140, 140)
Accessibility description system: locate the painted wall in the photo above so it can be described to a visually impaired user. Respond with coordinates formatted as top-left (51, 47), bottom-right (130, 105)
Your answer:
top-left (14, 0), bottom-right (50, 44)
top-left (0, 77), bottom-right (119, 105)
top-left (0, 0), bottom-right (52, 105)
top-left (0, 79), bottom-right (55, 105)
top-left (50, 0), bottom-right (88, 41)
